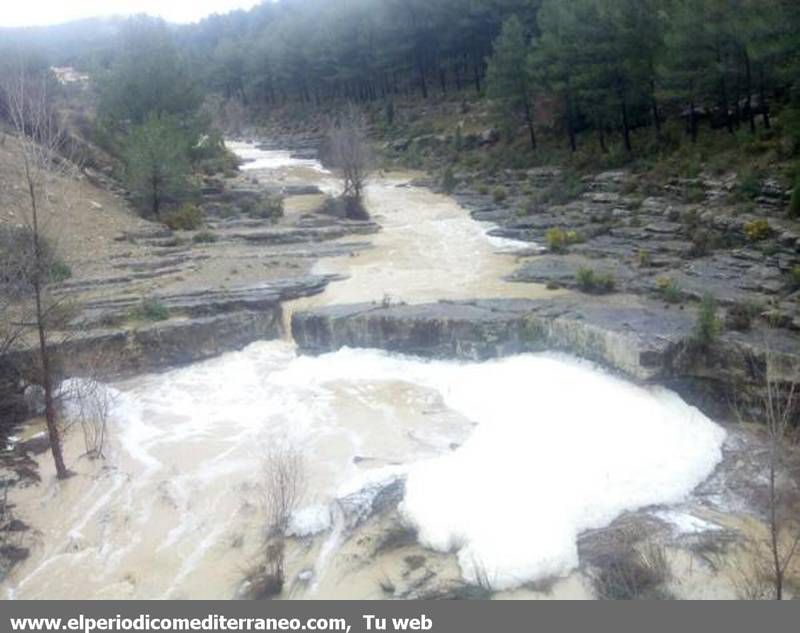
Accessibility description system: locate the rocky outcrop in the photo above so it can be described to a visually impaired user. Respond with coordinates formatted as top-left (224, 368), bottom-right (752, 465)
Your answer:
top-left (77, 275), bottom-right (338, 328)
top-left (1, 276), bottom-right (336, 408)
top-left (58, 308), bottom-right (284, 377)
top-left (292, 296), bottom-right (800, 417)
top-left (292, 298), bottom-right (693, 379)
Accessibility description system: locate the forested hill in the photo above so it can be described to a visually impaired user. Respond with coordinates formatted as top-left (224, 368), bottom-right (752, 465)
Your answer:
top-left (2, 0), bottom-right (800, 197)
top-left (179, 0), bottom-right (799, 132)
top-left (175, 0), bottom-right (539, 103)
top-left (5, 1), bottom-right (799, 158)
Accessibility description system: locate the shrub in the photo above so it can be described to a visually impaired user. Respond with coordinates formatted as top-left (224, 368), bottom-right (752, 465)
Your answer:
top-left (534, 172), bottom-right (585, 206)
top-left (693, 293), bottom-right (721, 347)
top-left (242, 194), bottom-right (284, 220)
top-left (193, 230), bottom-right (218, 244)
top-left (736, 170), bottom-right (762, 200)
top-left (49, 259), bottom-right (72, 283)
top-left (789, 266), bottom-right (800, 290)
top-left (591, 539), bottom-right (672, 600)
top-left (744, 219), bottom-right (771, 242)
top-left (322, 195), bottom-right (370, 220)
top-left (637, 249), bottom-right (651, 267)
top-left (476, 183), bottom-right (489, 195)
top-left (576, 267), bottom-right (615, 294)
top-left (163, 203), bottom-right (203, 231)
top-left (546, 228), bottom-right (583, 253)
top-left (725, 302), bottom-right (760, 332)
top-left (442, 167), bottom-right (457, 194)
top-left (656, 277), bottom-right (682, 304)
top-left (492, 186), bottom-right (507, 203)
top-left (131, 297), bottom-right (169, 322)
top-left (687, 229), bottom-right (717, 258)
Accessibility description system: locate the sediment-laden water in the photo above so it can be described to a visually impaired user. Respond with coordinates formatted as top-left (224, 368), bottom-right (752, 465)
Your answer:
top-left (2, 143), bottom-right (725, 599)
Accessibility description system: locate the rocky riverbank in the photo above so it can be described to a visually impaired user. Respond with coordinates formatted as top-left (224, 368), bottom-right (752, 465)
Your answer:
top-left (292, 295), bottom-right (799, 418)
top-left (2, 134), bottom-right (799, 599)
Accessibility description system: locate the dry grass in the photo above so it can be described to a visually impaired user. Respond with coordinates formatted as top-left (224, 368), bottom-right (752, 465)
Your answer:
top-left (0, 133), bottom-right (150, 273)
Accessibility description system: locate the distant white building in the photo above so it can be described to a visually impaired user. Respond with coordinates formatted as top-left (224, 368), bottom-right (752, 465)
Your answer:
top-left (50, 66), bottom-right (90, 87)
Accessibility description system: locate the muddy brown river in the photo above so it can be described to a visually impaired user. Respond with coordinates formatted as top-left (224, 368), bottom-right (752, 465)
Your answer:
top-left (3, 143), bottom-right (736, 599)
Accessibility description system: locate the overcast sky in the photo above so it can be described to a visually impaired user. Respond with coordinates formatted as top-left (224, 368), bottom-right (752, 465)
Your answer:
top-left (0, 1), bottom-right (264, 28)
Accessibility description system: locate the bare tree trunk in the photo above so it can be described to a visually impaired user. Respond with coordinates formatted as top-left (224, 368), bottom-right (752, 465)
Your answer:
top-left (5, 62), bottom-right (79, 480)
top-left (769, 458), bottom-right (783, 600)
top-left (523, 97), bottom-right (536, 150)
top-left (689, 101), bottom-right (699, 143)
top-left (34, 281), bottom-right (68, 479)
top-left (620, 96), bottom-right (632, 153)
top-left (745, 49), bottom-right (756, 134)
top-left (759, 67), bottom-right (771, 129)
top-left (25, 158), bottom-right (69, 480)
top-left (650, 80), bottom-right (662, 139)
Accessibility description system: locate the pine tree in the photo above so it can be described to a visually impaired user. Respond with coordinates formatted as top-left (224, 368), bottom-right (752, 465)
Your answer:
top-left (532, 0), bottom-right (583, 151)
top-left (661, 0), bottom-right (717, 143)
top-left (487, 15), bottom-right (537, 149)
top-left (123, 115), bottom-right (191, 219)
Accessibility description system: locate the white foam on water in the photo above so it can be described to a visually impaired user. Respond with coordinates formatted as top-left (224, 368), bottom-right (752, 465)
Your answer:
top-left (654, 510), bottom-right (722, 535)
top-left (14, 341), bottom-right (725, 597)
top-left (279, 347), bottom-right (726, 590)
top-left (289, 505), bottom-right (333, 538)
top-left (484, 231), bottom-right (542, 254)
top-left (226, 141), bottom-right (328, 173)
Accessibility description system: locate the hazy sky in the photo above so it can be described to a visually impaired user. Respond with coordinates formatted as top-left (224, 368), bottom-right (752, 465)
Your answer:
top-left (0, 1), bottom-right (264, 28)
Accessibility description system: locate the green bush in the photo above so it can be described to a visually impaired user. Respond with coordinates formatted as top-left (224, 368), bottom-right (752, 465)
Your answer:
top-left (534, 172), bottom-right (585, 206)
top-left (492, 186), bottom-right (507, 203)
top-left (744, 219), bottom-right (771, 242)
top-left (131, 297), bottom-right (169, 322)
top-left (193, 230), bottom-right (218, 244)
top-left (656, 277), bottom-right (682, 304)
top-left (693, 293), bottom-right (721, 347)
top-left (545, 228), bottom-right (583, 253)
top-left (575, 267), bottom-right (615, 294)
top-left (163, 203), bottom-right (203, 231)
top-left (49, 259), bottom-right (73, 283)
top-left (242, 194), bottom-right (284, 220)
top-left (637, 249), bottom-right (651, 267)
top-left (476, 183), bottom-right (489, 195)
top-left (789, 266), bottom-right (800, 290)
top-left (736, 170), bottom-right (762, 200)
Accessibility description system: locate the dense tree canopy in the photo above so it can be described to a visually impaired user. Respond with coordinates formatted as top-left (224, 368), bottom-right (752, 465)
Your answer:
top-left (9, 0), bottom-right (799, 157)
top-left (161, 0), bottom-right (799, 152)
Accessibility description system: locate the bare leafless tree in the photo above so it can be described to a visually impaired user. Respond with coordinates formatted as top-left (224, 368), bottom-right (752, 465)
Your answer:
top-left (734, 349), bottom-right (800, 600)
top-left (2, 63), bottom-right (79, 479)
top-left (244, 443), bottom-right (306, 598)
top-left (327, 105), bottom-right (372, 202)
top-left (759, 368), bottom-right (799, 600)
top-left (263, 444), bottom-right (306, 537)
top-left (64, 377), bottom-right (116, 460)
